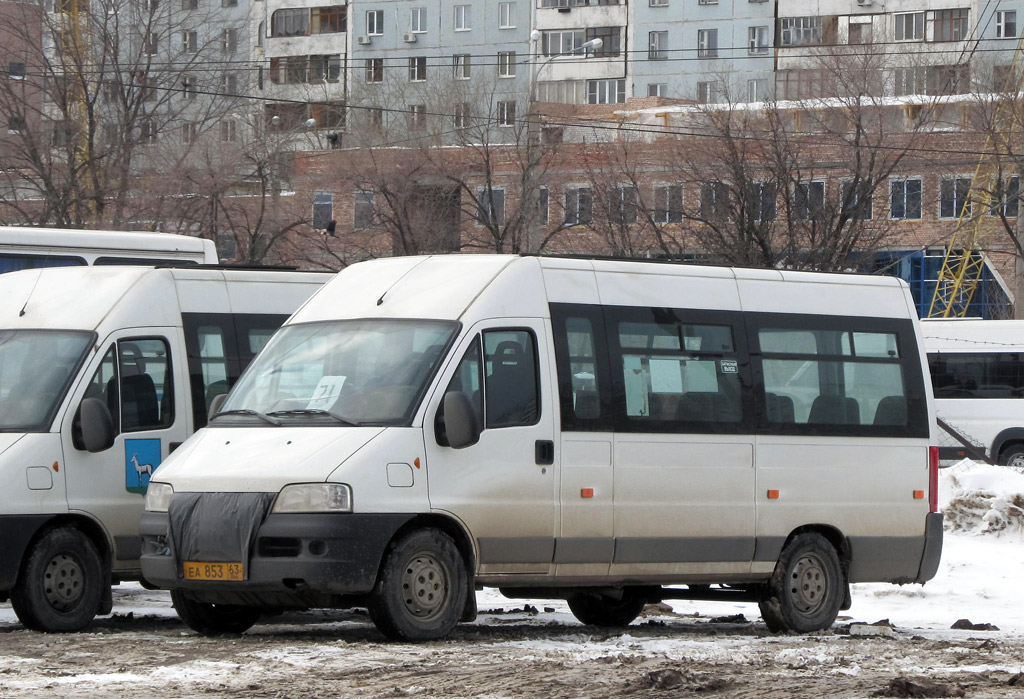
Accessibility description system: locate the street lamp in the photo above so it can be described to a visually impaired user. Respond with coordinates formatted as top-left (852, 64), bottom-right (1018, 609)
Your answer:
top-left (524, 32), bottom-right (603, 253)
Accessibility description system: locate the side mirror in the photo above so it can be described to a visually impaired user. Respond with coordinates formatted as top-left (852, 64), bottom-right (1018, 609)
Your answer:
top-left (79, 397), bottom-right (115, 453)
top-left (443, 392), bottom-right (480, 449)
top-left (208, 393), bottom-right (228, 422)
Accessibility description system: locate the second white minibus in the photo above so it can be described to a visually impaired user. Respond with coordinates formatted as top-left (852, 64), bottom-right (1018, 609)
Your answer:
top-left (141, 255), bottom-right (942, 641)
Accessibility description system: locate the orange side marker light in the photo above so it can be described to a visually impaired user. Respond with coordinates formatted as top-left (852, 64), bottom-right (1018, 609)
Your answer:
top-left (767, 489), bottom-right (780, 499)
top-left (913, 490), bottom-right (925, 500)
top-left (52, 461), bottom-right (59, 472)
top-left (414, 458), bottom-right (421, 469)
top-left (581, 488), bottom-right (594, 499)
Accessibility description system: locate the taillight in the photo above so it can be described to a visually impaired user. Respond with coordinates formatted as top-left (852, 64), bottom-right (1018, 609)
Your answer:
top-left (928, 446), bottom-right (940, 513)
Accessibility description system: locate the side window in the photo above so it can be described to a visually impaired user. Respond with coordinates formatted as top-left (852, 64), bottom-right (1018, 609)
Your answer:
top-left (483, 330), bottom-right (539, 428)
top-left (117, 338), bottom-right (173, 432)
top-left (197, 325), bottom-right (230, 415)
top-left (759, 326), bottom-right (907, 431)
top-left (929, 352), bottom-right (1023, 398)
top-left (83, 346), bottom-right (119, 433)
top-left (565, 317), bottom-right (601, 420)
top-left (439, 338), bottom-right (484, 438)
top-left (616, 318), bottom-right (742, 427)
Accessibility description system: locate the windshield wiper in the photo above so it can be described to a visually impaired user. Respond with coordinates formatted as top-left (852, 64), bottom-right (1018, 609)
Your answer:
top-left (213, 409), bottom-right (283, 426)
top-left (266, 409), bottom-right (361, 426)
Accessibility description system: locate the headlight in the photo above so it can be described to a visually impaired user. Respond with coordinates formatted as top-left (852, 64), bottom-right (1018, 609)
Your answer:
top-left (145, 482), bottom-right (174, 512)
top-left (272, 483), bottom-right (352, 513)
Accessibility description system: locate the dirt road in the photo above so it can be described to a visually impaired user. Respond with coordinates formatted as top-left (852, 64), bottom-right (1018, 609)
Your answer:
top-left (0, 587), bottom-right (1021, 698)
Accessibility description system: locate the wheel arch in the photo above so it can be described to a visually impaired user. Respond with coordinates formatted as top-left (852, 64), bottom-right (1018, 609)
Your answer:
top-left (781, 524), bottom-right (850, 572)
top-left (18, 514), bottom-right (113, 587)
top-left (991, 427), bottom-right (1024, 463)
top-left (382, 513), bottom-right (477, 579)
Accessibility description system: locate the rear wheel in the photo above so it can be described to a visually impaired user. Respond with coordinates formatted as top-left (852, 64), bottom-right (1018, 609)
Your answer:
top-left (171, 589), bottom-right (261, 635)
top-left (759, 532), bottom-right (843, 634)
top-left (367, 528), bottom-right (467, 642)
top-left (567, 589), bottom-right (646, 627)
top-left (10, 527), bottom-right (104, 632)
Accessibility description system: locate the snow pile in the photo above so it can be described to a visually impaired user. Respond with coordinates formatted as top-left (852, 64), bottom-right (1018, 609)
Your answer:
top-left (940, 460), bottom-right (1024, 536)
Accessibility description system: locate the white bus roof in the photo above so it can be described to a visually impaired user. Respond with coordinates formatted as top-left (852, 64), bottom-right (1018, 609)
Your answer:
top-left (0, 226), bottom-right (217, 262)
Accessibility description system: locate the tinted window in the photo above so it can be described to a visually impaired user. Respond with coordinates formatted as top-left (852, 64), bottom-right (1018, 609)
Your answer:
top-left (929, 352), bottom-right (1023, 398)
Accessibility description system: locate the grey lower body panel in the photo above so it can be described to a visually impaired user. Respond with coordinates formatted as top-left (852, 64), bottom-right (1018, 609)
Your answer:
top-left (480, 536), bottom-right (758, 566)
top-left (847, 519), bottom-right (942, 583)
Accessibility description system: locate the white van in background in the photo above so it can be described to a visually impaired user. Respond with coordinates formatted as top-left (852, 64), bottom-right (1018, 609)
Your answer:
top-left (0, 226), bottom-right (218, 273)
top-left (141, 255), bottom-right (942, 641)
top-left (0, 266), bottom-right (329, 632)
top-left (922, 318), bottom-right (1024, 467)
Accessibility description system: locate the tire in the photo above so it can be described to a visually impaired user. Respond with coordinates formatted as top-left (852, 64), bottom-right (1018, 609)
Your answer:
top-left (171, 589), bottom-right (261, 635)
top-left (10, 527), bottom-right (104, 632)
top-left (567, 589), bottom-right (646, 627)
top-left (999, 444), bottom-right (1024, 472)
top-left (759, 532), bottom-right (844, 634)
top-left (367, 529), bottom-right (467, 642)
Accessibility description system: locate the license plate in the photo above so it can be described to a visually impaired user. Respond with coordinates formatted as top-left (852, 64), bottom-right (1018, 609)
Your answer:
top-left (183, 561), bottom-right (244, 581)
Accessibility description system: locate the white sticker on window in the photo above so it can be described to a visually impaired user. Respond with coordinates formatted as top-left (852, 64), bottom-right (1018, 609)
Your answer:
top-left (307, 375), bottom-right (347, 410)
top-left (720, 359), bottom-right (738, 374)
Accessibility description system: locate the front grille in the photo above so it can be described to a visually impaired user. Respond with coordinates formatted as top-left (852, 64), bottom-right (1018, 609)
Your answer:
top-left (258, 537), bottom-right (302, 557)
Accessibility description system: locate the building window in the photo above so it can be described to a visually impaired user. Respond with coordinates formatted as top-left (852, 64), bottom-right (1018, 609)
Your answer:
top-left (696, 80), bottom-right (715, 103)
top-left (182, 122), bottom-right (197, 144)
top-left (222, 0), bottom-right (236, 7)
top-left (223, 73), bottom-right (237, 93)
top-left (696, 28), bottom-right (720, 57)
top-left (890, 178), bottom-right (922, 219)
top-left (499, 2), bottom-right (514, 28)
top-left (454, 102), bottom-right (471, 128)
top-left (894, 66), bottom-right (928, 95)
top-left (498, 51), bottom-right (516, 77)
top-left (538, 187), bottom-right (549, 224)
top-left (748, 26), bottom-right (769, 54)
top-left (221, 28), bottom-right (237, 53)
top-left (748, 78), bottom-right (767, 101)
top-left (312, 6), bottom-right (346, 34)
top-left (997, 10), bottom-right (1016, 38)
top-left (794, 181), bottom-right (825, 220)
top-left (8, 62), bottom-right (26, 80)
top-left (940, 176), bottom-right (972, 219)
top-left (365, 57), bottom-right (383, 83)
top-left (607, 186), bottom-right (638, 225)
top-left (366, 9), bottom-right (383, 35)
top-left (587, 78), bottom-right (625, 104)
top-left (649, 31), bottom-right (667, 60)
top-left (780, 16), bottom-right (822, 46)
top-left (653, 184), bottom-right (683, 224)
top-left (310, 55), bottom-right (342, 83)
top-left (700, 181), bottom-right (729, 221)
top-left (894, 12), bottom-right (924, 41)
top-left (408, 104), bottom-right (427, 130)
top-left (841, 180), bottom-right (872, 220)
top-left (648, 83), bottom-right (667, 97)
top-left (144, 32), bottom-right (158, 55)
top-left (182, 0), bottom-right (198, 9)
top-left (7, 115), bottom-right (25, 134)
top-left (183, 30), bottom-right (198, 52)
top-left (220, 119), bottom-right (237, 142)
top-left (932, 9), bottom-right (969, 42)
top-left (927, 64), bottom-right (969, 95)
top-left (354, 190), bottom-right (374, 229)
top-left (543, 29), bottom-right (584, 56)
top-left (410, 7), bottom-right (426, 33)
top-left (745, 181), bottom-right (777, 221)
top-left (650, 0), bottom-right (668, 5)
top-left (497, 100), bottom-right (515, 127)
top-left (140, 119), bottom-right (157, 144)
top-left (476, 188), bottom-right (506, 226)
top-left (454, 4), bottom-right (470, 31)
top-left (409, 56), bottom-right (427, 81)
top-left (565, 187), bottom-right (593, 225)
top-left (182, 74), bottom-right (197, 99)
top-left (996, 176), bottom-right (1020, 218)
top-left (312, 192), bottom-right (333, 230)
top-left (271, 8), bottom-right (308, 36)
top-left (453, 54), bottom-right (471, 79)
top-left (368, 107), bottom-right (384, 131)
top-left (587, 26), bottom-right (621, 57)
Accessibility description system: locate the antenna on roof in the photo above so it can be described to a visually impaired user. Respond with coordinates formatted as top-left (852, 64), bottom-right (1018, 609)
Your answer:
top-left (19, 268), bottom-right (45, 317)
top-left (377, 257), bottom-right (431, 306)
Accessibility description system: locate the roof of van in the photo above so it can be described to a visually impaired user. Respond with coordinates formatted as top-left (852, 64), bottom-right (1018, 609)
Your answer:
top-left (0, 266), bottom-right (331, 332)
top-left (0, 226), bottom-right (215, 257)
top-left (291, 255), bottom-right (915, 325)
top-left (922, 318), bottom-right (1024, 351)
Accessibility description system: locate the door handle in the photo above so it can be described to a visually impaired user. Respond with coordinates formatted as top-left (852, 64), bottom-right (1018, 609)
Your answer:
top-left (535, 440), bottom-right (554, 466)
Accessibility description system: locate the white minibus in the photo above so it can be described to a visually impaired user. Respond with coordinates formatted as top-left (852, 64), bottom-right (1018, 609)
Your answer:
top-left (922, 318), bottom-right (1024, 467)
top-left (0, 266), bottom-right (329, 632)
top-left (140, 255), bottom-right (942, 641)
top-left (0, 226), bottom-right (217, 273)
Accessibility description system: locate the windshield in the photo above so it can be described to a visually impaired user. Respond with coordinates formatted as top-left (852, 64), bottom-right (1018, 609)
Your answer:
top-left (0, 330), bottom-right (94, 431)
top-left (217, 319), bottom-right (458, 426)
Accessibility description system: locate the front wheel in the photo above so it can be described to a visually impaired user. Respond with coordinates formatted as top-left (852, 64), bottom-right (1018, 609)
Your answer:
top-left (567, 589), bottom-right (646, 627)
top-left (999, 444), bottom-right (1024, 472)
top-left (367, 528), bottom-right (467, 642)
top-left (10, 527), bottom-right (104, 632)
top-left (759, 532), bottom-right (844, 634)
top-left (171, 589), bottom-right (261, 635)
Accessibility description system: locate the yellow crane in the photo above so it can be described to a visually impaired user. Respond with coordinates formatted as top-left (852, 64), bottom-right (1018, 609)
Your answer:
top-left (927, 33), bottom-right (1024, 318)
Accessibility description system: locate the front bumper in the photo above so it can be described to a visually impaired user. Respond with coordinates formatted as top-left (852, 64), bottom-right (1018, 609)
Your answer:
top-left (140, 510), bottom-right (415, 597)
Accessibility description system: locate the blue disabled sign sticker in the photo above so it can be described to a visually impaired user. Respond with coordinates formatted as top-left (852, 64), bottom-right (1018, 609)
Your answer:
top-left (125, 439), bottom-right (161, 495)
